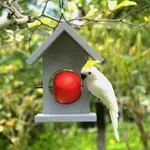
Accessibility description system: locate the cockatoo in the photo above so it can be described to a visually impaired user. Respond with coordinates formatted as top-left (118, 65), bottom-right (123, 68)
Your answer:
top-left (81, 60), bottom-right (119, 141)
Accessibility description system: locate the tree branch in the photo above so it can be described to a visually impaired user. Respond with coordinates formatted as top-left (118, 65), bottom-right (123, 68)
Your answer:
top-left (0, 16), bottom-right (32, 29)
top-left (0, 1), bottom-right (149, 36)
top-left (68, 3), bottom-right (150, 27)
top-left (28, 23), bottom-right (41, 51)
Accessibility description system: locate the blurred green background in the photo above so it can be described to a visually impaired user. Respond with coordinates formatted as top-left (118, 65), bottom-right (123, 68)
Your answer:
top-left (0, 0), bottom-right (150, 150)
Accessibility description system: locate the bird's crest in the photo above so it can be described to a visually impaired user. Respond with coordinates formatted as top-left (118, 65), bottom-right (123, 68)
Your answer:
top-left (83, 60), bottom-right (100, 70)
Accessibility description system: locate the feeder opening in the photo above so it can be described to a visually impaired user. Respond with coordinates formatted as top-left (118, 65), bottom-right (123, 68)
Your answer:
top-left (49, 69), bottom-right (83, 104)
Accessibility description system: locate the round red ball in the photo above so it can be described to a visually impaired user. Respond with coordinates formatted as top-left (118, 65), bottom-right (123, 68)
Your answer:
top-left (53, 71), bottom-right (82, 104)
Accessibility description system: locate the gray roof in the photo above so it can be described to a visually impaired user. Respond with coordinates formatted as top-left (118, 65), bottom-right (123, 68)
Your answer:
top-left (26, 22), bottom-right (104, 65)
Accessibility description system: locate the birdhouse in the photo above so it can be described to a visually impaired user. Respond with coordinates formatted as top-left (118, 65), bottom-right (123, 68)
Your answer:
top-left (26, 22), bottom-right (104, 122)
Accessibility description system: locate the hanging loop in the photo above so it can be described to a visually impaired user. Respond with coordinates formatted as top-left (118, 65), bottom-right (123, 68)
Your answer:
top-left (61, 8), bottom-right (64, 14)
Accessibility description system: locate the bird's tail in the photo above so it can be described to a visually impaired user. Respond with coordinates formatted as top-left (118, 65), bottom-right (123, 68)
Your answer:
top-left (109, 110), bottom-right (120, 141)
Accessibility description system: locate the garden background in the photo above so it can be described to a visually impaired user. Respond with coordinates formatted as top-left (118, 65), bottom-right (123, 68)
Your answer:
top-left (0, 0), bottom-right (150, 150)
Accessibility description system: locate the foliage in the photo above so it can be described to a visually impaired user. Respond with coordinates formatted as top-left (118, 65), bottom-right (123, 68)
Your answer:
top-left (78, 15), bottom-right (150, 149)
top-left (27, 122), bottom-right (150, 150)
top-left (0, 42), bottom-right (43, 150)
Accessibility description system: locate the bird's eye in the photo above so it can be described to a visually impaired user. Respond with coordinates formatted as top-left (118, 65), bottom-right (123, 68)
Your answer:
top-left (88, 72), bottom-right (91, 75)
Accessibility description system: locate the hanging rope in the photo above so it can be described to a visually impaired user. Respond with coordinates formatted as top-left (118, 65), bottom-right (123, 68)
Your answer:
top-left (59, 0), bottom-right (66, 20)
top-left (54, 0), bottom-right (69, 30)
top-left (36, 0), bottom-right (69, 89)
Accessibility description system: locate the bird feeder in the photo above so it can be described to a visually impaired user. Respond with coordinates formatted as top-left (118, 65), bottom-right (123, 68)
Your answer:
top-left (26, 22), bottom-right (104, 122)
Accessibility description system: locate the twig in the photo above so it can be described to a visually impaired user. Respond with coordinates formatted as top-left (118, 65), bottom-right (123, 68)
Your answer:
top-left (0, 1), bottom-right (150, 45)
top-left (53, 14), bottom-right (63, 30)
top-left (22, 103), bottom-right (39, 121)
top-left (120, 20), bottom-right (148, 27)
top-left (68, 3), bottom-right (150, 27)
top-left (38, 14), bottom-right (60, 23)
top-left (28, 23), bottom-right (41, 51)
top-left (41, 0), bottom-right (49, 15)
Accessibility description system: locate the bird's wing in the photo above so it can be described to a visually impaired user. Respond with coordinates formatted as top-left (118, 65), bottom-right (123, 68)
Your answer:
top-left (96, 75), bottom-right (118, 112)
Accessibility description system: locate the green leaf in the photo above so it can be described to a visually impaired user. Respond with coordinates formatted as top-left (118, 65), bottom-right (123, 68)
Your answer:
top-left (120, 96), bottom-right (131, 102)
top-left (85, 8), bottom-right (98, 18)
top-left (68, 2), bottom-right (78, 13)
top-left (132, 86), bottom-right (146, 94)
top-left (116, 1), bottom-right (137, 10)
top-left (107, 0), bottom-right (117, 11)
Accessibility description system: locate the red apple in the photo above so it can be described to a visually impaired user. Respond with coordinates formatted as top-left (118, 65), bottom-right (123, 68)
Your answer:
top-left (53, 71), bottom-right (82, 104)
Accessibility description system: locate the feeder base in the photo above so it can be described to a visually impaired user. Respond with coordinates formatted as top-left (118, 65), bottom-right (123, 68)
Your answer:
top-left (35, 113), bottom-right (96, 122)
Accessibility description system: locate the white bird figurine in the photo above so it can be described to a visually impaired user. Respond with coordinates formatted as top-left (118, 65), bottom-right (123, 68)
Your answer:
top-left (81, 60), bottom-right (119, 141)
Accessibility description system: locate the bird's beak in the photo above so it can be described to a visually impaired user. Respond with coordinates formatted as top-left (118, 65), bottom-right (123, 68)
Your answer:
top-left (81, 73), bottom-right (87, 80)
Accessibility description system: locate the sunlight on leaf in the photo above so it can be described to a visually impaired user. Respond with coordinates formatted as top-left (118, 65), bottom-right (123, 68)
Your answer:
top-left (15, 34), bottom-right (24, 42)
top-left (85, 8), bottom-right (98, 18)
top-left (107, 0), bottom-right (117, 11)
top-left (109, 139), bottom-right (116, 144)
top-left (143, 16), bottom-right (150, 22)
top-left (36, 88), bottom-right (43, 94)
top-left (24, 96), bottom-right (34, 101)
top-left (0, 125), bottom-right (4, 132)
top-left (28, 20), bottom-right (41, 28)
top-left (10, 137), bottom-right (17, 143)
top-left (40, 18), bottom-right (53, 26)
top-left (6, 119), bottom-right (16, 127)
top-left (116, 1), bottom-right (137, 10)
top-left (135, 107), bottom-right (143, 114)
top-left (3, 64), bottom-right (17, 73)
top-left (68, 2), bottom-right (78, 13)
top-left (129, 46), bottom-right (136, 55)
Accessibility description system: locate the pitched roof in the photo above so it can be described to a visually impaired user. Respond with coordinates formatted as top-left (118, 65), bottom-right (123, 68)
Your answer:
top-left (26, 22), bottom-right (104, 64)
